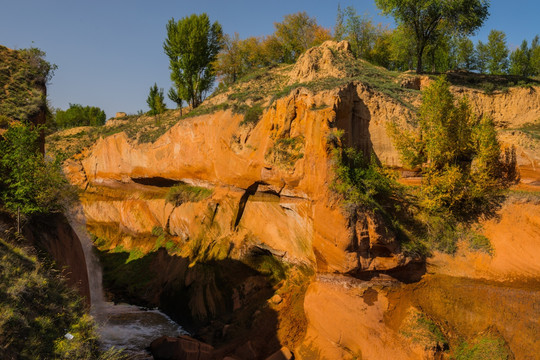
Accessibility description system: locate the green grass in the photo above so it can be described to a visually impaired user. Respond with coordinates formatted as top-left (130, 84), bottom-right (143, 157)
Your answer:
top-left (237, 104), bottom-right (264, 126)
top-left (181, 102), bottom-right (230, 119)
top-left (401, 310), bottom-right (448, 351)
top-left (454, 334), bottom-right (510, 360)
top-left (46, 109), bottom-right (188, 159)
top-left (266, 136), bottom-right (305, 170)
top-left (506, 189), bottom-right (540, 203)
top-left (467, 233), bottom-right (494, 255)
top-left (445, 70), bottom-right (540, 94)
top-left (0, 230), bottom-right (124, 359)
top-left (517, 120), bottom-right (540, 140)
top-left (265, 57), bottom-right (419, 110)
top-left (165, 183), bottom-right (213, 206)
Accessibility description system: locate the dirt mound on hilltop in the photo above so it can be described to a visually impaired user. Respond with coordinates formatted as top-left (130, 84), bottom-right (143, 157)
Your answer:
top-left (289, 40), bottom-right (354, 84)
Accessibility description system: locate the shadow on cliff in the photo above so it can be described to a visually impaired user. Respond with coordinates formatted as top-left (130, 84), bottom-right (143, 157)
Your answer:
top-left (332, 85), bottom-right (429, 284)
top-left (335, 83), bottom-right (375, 159)
top-left (22, 213), bottom-right (91, 303)
top-left (95, 246), bottom-right (285, 359)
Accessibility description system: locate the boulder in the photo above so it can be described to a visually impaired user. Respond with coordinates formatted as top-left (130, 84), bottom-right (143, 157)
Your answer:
top-left (150, 335), bottom-right (214, 360)
top-left (265, 346), bottom-right (293, 360)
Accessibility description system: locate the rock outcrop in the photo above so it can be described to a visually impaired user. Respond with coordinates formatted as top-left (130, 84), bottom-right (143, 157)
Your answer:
top-left (70, 84), bottom-right (416, 274)
top-left (429, 198), bottom-right (540, 280)
top-left (289, 40), bottom-right (353, 84)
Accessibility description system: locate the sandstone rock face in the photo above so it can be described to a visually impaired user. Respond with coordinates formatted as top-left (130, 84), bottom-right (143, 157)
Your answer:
top-left (297, 276), bottom-right (427, 360)
top-left (459, 86), bottom-right (540, 128)
top-left (67, 68), bottom-right (540, 276)
top-left (429, 199), bottom-right (540, 280)
top-left (73, 86), bottom-right (414, 273)
top-left (457, 86), bottom-right (540, 182)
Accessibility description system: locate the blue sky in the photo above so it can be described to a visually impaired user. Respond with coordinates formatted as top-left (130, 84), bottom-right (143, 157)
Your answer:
top-left (1, 0), bottom-right (539, 118)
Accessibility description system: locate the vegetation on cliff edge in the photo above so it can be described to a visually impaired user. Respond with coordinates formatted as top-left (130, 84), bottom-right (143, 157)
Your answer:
top-left (0, 225), bottom-right (124, 359)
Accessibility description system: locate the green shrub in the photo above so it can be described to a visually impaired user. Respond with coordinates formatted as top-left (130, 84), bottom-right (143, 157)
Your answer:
top-left (239, 104), bottom-right (264, 125)
top-left (387, 76), bottom-right (516, 221)
top-left (0, 122), bottom-right (76, 219)
top-left (331, 147), bottom-right (394, 212)
top-left (454, 334), bottom-right (510, 360)
top-left (422, 215), bottom-right (460, 254)
top-left (0, 114), bottom-right (10, 128)
top-left (401, 310), bottom-right (448, 351)
top-left (165, 183), bottom-right (213, 206)
top-left (266, 136), bottom-right (305, 169)
top-left (467, 233), bottom-right (493, 255)
top-left (481, 82), bottom-right (497, 94)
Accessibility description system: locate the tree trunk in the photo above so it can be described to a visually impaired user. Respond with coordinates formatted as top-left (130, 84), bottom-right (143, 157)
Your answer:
top-left (416, 42), bottom-right (425, 74)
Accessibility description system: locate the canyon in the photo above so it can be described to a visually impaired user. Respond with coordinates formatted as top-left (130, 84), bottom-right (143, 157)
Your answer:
top-left (46, 41), bottom-right (540, 359)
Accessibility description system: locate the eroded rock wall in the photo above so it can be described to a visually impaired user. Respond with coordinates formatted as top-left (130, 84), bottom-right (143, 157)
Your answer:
top-left (70, 86), bottom-right (413, 274)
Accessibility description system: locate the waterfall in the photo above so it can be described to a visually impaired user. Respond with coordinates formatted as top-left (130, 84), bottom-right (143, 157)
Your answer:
top-left (66, 204), bottom-right (107, 319)
top-left (66, 204), bottom-right (186, 356)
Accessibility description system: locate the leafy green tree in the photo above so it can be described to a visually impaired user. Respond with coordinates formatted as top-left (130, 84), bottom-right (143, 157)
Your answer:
top-left (260, 34), bottom-right (288, 64)
top-left (146, 83), bottom-right (167, 115)
top-left (334, 4), bottom-right (346, 41)
top-left (0, 122), bottom-right (72, 230)
top-left (215, 33), bottom-right (278, 86)
top-left (164, 13), bottom-right (223, 109)
top-left (341, 6), bottom-right (378, 59)
top-left (215, 33), bottom-right (244, 85)
top-left (273, 12), bottom-right (331, 63)
top-left (369, 27), bottom-right (393, 68)
top-left (424, 33), bottom-right (456, 72)
top-left (387, 76), bottom-right (516, 219)
top-left (475, 40), bottom-right (489, 73)
top-left (389, 25), bottom-right (416, 71)
top-left (509, 40), bottom-right (531, 76)
top-left (455, 37), bottom-right (476, 70)
top-left (484, 29), bottom-right (509, 74)
top-left (333, 5), bottom-right (392, 66)
top-left (55, 104), bottom-right (106, 128)
top-left (530, 35), bottom-right (540, 76)
top-left (375, 0), bottom-right (489, 74)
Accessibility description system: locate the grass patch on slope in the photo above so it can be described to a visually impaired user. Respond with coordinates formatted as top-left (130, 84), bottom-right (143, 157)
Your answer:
top-left (0, 230), bottom-right (123, 359)
top-left (165, 183), bottom-right (213, 206)
top-left (46, 109), bottom-right (186, 160)
top-left (517, 120), bottom-right (540, 140)
top-left (454, 333), bottom-right (511, 360)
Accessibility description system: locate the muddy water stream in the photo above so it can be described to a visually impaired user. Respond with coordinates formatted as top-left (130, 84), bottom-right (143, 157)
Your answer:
top-left (68, 206), bottom-right (186, 358)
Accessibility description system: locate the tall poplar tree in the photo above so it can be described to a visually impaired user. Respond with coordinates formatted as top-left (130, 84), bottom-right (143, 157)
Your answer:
top-left (164, 13), bottom-right (223, 109)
